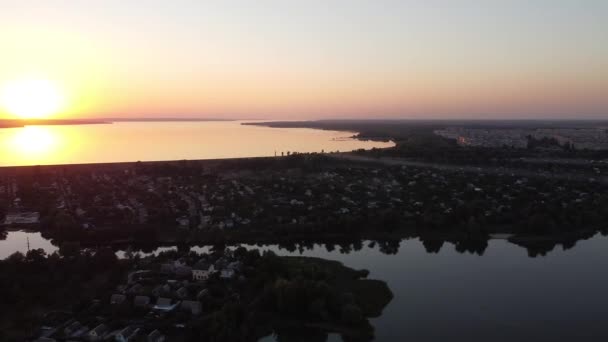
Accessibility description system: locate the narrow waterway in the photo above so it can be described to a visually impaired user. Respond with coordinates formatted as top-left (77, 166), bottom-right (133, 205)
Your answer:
top-left (2, 231), bottom-right (607, 341)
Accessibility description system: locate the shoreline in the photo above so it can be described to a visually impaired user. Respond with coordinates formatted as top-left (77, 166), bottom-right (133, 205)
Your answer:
top-left (70, 230), bottom-right (598, 250)
top-left (0, 121), bottom-right (393, 169)
top-left (0, 119), bottom-right (112, 130)
top-left (0, 155), bottom-right (295, 170)
top-left (0, 118), bottom-right (241, 128)
top-left (4, 226), bottom-right (597, 256)
top-left (242, 121), bottom-right (395, 143)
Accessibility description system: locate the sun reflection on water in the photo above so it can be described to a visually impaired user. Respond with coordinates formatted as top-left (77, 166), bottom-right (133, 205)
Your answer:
top-left (0, 122), bottom-right (394, 167)
top-left (3, 126), bottom-right (63, 164)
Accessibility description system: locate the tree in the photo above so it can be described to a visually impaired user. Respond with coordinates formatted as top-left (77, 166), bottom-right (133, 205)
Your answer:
top-left (59, 242), bottom-right (81, 258)
top-left (307, 298), bottom-right (328, 320)
top-left (93, 247), bottom-right (118, 268)
top-left (26, 248), bottom-right (47, 264)
top-left (6, 251), bottom-right (25, 263)
top-left (341, 304), bottom-right (363, 324)
top-left (53, 211), bottom-right (79, 231)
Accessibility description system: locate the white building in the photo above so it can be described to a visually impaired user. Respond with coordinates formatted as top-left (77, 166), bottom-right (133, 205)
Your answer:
top-left (2, 212), bottom-right (40, 226)
top-left (192, 265), bottom-right (215, 281)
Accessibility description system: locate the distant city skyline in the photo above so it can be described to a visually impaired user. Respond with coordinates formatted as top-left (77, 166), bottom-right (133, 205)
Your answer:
top-left (1, 0), bottom-right (607, 120)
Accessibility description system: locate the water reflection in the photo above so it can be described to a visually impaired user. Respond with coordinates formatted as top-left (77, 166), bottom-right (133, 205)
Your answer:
top-left (2, 126), bottom-right (64, 165)
top-left (3, 231), bottom-right (608, 341)
top-left (141, 233), bottom-right (608, 342)
top-left (0, 230), bottom-right (59, 259)
top-left (2, 229), bottom-right (602, 260)
top-left (10, 126), bottom-right (60, 153)
top-left (2, 228), bottom-right (604, 262)
top-left (0, 121), bottom-right (394, 167)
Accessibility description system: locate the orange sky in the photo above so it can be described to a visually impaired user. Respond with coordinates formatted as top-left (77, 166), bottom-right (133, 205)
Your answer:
top-left (1, 1), bottom-right (607, 120)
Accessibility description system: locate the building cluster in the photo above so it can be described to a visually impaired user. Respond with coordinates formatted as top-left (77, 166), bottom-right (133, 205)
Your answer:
top-left (435, 127), bottom-right (608, 150)
top-left (533, 128), bottom-right (608, 150)
top-left (35, 249), bottom-right (243, 342)
top-left (0, 177), bottom-right (41, 226)
top-left (2, 156), bottom-right (605, 235)
top-left (435, 128), bottom-right (530, 148)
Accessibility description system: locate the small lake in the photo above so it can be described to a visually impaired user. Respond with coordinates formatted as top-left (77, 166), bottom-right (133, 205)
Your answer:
top-left (3, 231), bottom-right (608, 341)
top-left (0, 121), bottom-right (393, 167)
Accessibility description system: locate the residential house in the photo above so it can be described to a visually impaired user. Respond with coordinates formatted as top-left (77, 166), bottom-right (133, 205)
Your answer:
top-left (192, 265), bottom-right (215, 281)
top-left (175, 265), bottom-right (193, 277)
top-left (180, 300), bottom-right (202, 315)
top-left (134, 295), bottom-right (151, 308)
top-left (110, 294), bottom-right (126, 305)
top-left (70, 325), bottom-right (90, 339)
top-left (176, 286), bottom-right (189, 299)
top-left (147, 330), bottom-right (165, 342)
top-left (115, 325), bottom-right (140, 342)
top-left (64, 321), bottom-right (83, 336)
top-left (174, 259), bottom-right (187, 268)
top-left (196, 289), bottom-right (209, 300)
top-left (127, 283), bottom-right (144, 295)
top-left (1, 212), bottom-right (40, 226)
top-left (87, 324), bottom-right (109, 341)
top-left (152, 284), bottom-right (171, 297)
top-left (153, 297), bottom-right (179, 312)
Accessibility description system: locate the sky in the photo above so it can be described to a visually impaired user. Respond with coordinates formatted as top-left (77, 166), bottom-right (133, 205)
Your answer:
top-left (0, 0), bottom-right (607, 120)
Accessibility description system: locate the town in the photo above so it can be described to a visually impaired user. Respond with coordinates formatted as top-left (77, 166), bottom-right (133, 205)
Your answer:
top-left (33, 248), bottom-right (247, 342)
top-left (1, 153), bottom-right (607, 248)
top-left (435, 127), bottom-right (608, 150)
top-left (2, 244), bottom-right (392, 341)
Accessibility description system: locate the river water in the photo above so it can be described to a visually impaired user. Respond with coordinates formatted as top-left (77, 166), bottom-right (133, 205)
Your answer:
top-left (0, 121), bottom-right (393, 166)
top-left (2, 230), bottom-right (608, 341)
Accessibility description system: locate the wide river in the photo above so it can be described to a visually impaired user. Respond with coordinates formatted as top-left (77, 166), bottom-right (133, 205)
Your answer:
top-left (2, 231), bottom-right (608, 341)
top-left (0, 121), bottom-right (393, 167)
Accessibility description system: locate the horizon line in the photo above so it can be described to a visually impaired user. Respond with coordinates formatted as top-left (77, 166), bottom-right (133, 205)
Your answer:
top-left (2, 117), bottom-right (608, 123)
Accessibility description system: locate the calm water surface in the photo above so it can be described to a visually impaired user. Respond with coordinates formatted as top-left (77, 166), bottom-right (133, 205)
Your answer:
top-left (0, 121), bottom-right (393, 166)
top-left (2, 231), bottom-right (608, 341)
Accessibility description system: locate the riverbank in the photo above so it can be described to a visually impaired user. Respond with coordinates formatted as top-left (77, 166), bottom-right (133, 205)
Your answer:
top-left (6, 226), bottom-right (608, 341)
top-left (242, 120), bottom-right (404, 142)
top-left (0, 119), bottom-right (111, 129)
top-left (2, 227), bottom-right (600, 262)
top-left (245, 120), bottom-right (608, 163)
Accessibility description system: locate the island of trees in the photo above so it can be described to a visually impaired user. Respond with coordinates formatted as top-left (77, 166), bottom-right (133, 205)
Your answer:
top-left (1, 246), bottom-right (392, 341)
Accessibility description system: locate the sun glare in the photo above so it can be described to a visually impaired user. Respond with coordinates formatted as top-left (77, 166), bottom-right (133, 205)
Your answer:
top-left (8, 126), bottom-right (59, 155)
top-left (0, 79), bottom-right (64, 119)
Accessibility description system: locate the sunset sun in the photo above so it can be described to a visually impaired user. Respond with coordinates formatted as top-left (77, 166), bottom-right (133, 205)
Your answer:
top-left (0, 79), bottom-right (65, 119)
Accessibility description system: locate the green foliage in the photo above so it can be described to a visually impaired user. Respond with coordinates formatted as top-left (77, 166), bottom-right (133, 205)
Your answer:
top-left (341, 304), bottom-right (364, 324)
top-left (59, 241), bottom-right (81, 258)
top-left (25, 248), bottom-right (46, 264)
top-left (0, 247), bottom-right (128, 341)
